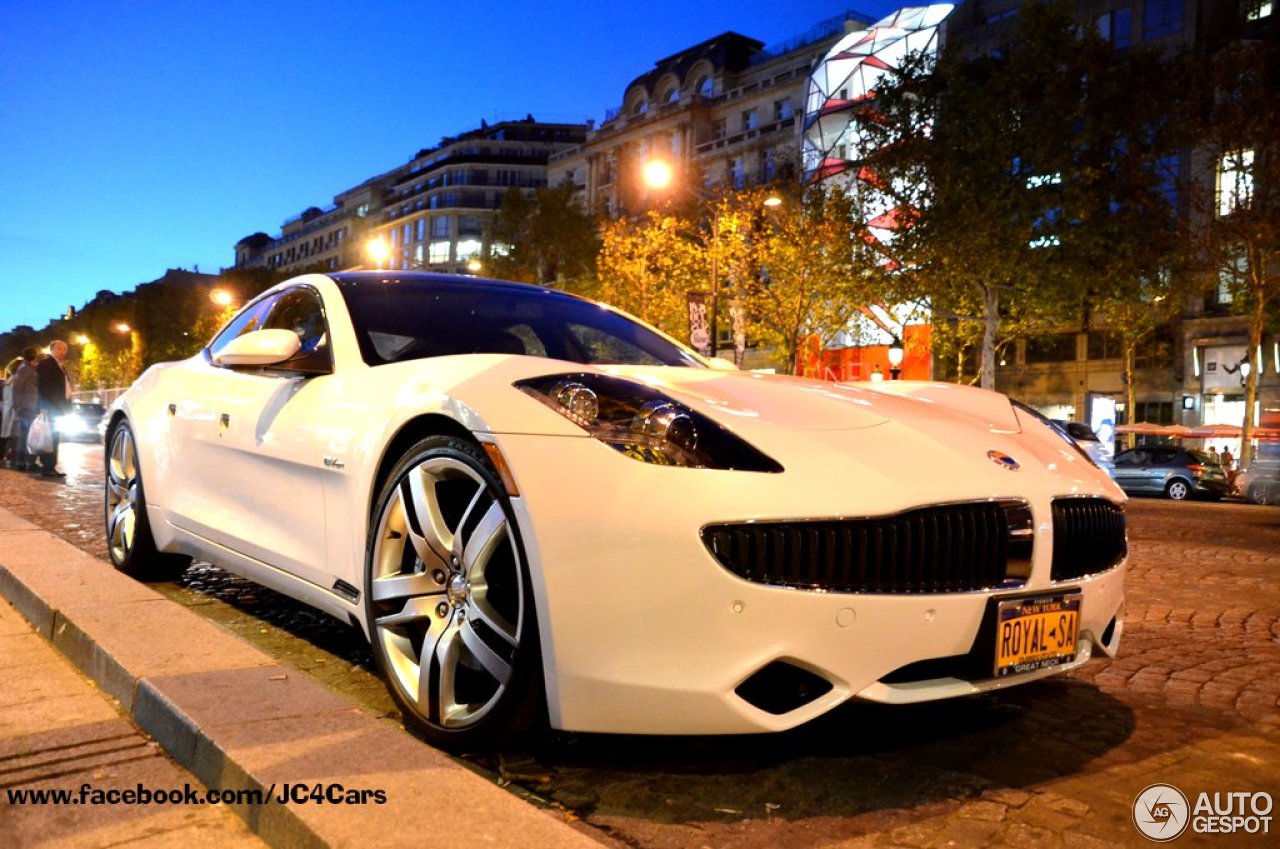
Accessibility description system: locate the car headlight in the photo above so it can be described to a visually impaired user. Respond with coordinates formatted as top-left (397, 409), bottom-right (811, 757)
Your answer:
top-left (517, 373), bottom-right (782, 472)
top-left (56, 415), bottom-right (85, 435)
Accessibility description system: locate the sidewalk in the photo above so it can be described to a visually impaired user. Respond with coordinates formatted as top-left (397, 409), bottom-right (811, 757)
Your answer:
top-left (0, 505), bottom-right (607, 849)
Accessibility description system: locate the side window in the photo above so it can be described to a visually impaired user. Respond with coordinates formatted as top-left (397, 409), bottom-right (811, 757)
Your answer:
top-left (263, 288), bottom-right (332, 373)
top-left (1152, 449), bottom-right (1177, 465)
top-left (207, 295), bottom-right (278, 361)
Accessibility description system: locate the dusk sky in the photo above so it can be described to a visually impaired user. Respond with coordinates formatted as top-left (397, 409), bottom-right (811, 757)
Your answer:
top-left (0, 0), bottom-right (906, 333)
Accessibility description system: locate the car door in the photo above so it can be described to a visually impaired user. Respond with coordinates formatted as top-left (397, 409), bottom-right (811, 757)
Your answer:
top-left (167, 286), bottom-right (337, 589)
top-left (1112, 449), bottom-right (1149, 492)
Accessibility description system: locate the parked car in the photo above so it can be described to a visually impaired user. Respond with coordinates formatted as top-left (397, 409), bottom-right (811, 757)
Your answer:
top-left (55, 400), bottom-right (106, 442)
top-left (1051, 420), bottom-right (1115, 477)
top-left (1233, 462), bottom-right (1280, 505)
top-left (1112, 446), bottom-right (1229, 500)
top-left (105, 271), bottom-right (1128, 751)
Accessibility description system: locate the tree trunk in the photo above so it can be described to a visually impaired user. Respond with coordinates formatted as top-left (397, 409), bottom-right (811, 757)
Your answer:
top-left (1123, 341), bottom-right (1138, 451)
top-left (1241, 281), bottom-right (1266, 467)
top-left (980, 286), bottom-right (999, 390)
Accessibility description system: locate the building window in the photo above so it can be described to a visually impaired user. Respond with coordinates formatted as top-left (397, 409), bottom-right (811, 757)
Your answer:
top-left (712, 118), bottom-right (726, 140)
top-left (1247, 1), bottom-right (1273, 21)
top-left (1143, 0), bottom-right (1183, 39)
top-left (1155, 154), bottom-right (1180, 210)
top-left (431, 216), bottom-right (450, 238)
top-left (416, 219), bottom-right (426, 241)
top-left (696, 76), bottom-right (714, 98)
top-left (774, 99), bottom-right (794, 122)
top-left (742, 109), bottom-right (759, 131)
top-left (762, 149), bottom-right (777, 182)
top-left (731, 158), bottom-right (745, 189)
top-left (456, 238), bottom-right (483, 260)
top-left (429, 241), bottom-right (451, 264)
top-left (458, 216), bottom-right (483, 237)
top-left (664, 87), bottom-right (681, 104)
top-left (1024, 333), bottom-right (1078, 364)
top-left (1097, 7), bottom-right (1132, 48)
top-left (1217, 149), bottom-right (1254, 216)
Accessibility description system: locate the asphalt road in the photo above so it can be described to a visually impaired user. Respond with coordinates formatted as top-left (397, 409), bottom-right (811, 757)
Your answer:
top-left (4, 441), bottom-right (1278, 847)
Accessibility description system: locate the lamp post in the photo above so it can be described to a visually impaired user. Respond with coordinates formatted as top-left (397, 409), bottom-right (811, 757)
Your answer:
top-left (888, 338), bottom-right (904, 380)
top-left (210, 288), bottom-right (234, 308)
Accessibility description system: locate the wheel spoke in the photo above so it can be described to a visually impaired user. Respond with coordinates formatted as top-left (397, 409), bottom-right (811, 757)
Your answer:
top-left (429, 619), bottom-right (463, 723)
top-left (461, 501), bottom-right (507, 576)
top-left (464, 591), bottom-right (518, 647)
top-left (370, 571), bottom-right (444, 604)
top-left (375, 596), bottom-right (439, 628)
top-left (403, 472), bottom-right (455, 568)
top-left (459, 617), bottom-right (512, 685)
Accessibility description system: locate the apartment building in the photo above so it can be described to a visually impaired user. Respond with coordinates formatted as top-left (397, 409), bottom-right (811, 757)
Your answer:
top-left (234, 117), bottom-right (586, 277)
top-left (548, 12), bottom-right (872, 216)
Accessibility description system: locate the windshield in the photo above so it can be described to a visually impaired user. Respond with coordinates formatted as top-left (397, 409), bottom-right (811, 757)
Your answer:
top-left (335, 275), bottom-right (704, 369)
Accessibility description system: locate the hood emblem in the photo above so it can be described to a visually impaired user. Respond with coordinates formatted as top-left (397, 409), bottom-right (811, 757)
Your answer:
top-left (988, 450), bottom-right (1020, 471)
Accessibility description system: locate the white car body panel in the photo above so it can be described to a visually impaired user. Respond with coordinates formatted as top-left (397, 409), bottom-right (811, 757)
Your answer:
top-left (110, 272), bottom-right (1128, 736)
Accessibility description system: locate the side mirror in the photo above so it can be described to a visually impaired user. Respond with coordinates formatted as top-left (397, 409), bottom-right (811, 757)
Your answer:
top-left (213, 329), bottom-right (301, 367)
top-left (707, 356), bottom-right (739, 372)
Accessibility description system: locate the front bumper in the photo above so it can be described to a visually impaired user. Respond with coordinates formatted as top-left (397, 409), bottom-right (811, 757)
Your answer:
top-left (494, 429), bottom-right (1126, 735)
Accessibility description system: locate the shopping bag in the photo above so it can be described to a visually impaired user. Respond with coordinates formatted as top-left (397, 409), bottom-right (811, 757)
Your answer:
top-left (27, 411), bottom-right (53, 455)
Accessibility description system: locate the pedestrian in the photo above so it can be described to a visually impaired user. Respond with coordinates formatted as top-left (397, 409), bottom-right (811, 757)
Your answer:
top-left (1207, 445), bottom-right (1220, 466)
top-left (7, 349), bottom-right (40, 471)
top-left (34, 340), bottom-right (72, 477)
top-left (0, 362), bottom-right (11, 465)
top-left (1221, 445), bottom-right (1234, 470)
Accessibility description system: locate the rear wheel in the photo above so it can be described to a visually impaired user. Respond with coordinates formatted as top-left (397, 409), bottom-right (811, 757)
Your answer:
top-left (1249, 481), bottom-right (1275, 506)
top-left (1165, 479), bottom-right (1191, 501)
top-left (104, 421), bottom-right (191, 580)
top-left (366, 435), bottom-right (543, 752)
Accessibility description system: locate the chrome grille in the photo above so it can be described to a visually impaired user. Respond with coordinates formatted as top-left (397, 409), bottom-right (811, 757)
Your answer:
top-left (702, 501), bottom-right (1033, 594)
top-left (1050, 498), bottom-right (1126, 581)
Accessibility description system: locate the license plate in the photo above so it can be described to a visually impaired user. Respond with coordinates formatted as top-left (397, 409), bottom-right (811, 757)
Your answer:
top-left (994, 592), bottom-right (1081, 678)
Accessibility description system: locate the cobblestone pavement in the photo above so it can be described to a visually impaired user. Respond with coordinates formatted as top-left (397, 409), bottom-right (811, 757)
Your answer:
top-left (3, 442), bottom-right (1278, 847)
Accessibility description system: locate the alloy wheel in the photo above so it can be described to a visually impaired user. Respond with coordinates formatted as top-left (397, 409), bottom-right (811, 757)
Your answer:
top-left (106, 426), bottom-right (140, 565)
top-left (370, 453), bottom-right (525, 730)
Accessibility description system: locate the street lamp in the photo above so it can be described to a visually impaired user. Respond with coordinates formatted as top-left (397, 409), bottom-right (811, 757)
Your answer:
top-left (466, 258), bottom-right (483, 274)
top-left (366, 236), bottom-right (390, 270)
top-left (888, 338), bottom-right (904, 380)
top-left (210, 288), bottom-right (234, 307)
top-left (73, 334), bottom-right (90, 346)
top-left (114, 323), bottom-right (131, 334)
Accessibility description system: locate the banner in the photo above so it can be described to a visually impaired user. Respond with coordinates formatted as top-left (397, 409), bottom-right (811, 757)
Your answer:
top-left (687, 293), bottom-right (711, 357)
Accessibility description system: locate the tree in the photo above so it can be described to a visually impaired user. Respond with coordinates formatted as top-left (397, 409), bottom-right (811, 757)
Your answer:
top-left (489, 184), bottom-right (599, 291)
top-left (861, 2), bottom-right (1150, 389)
top-left (1194, 32), bottom-right (1280, 465)
top-left (596, 210), bottom-right (706, 338)
top-left (728, 185), bottom-right (873, 374)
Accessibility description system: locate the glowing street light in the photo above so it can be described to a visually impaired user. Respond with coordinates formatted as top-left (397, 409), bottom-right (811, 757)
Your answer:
top-left (73, 334), bottom-right (90, 345)
top-left (210, 288), bottom-right (234, 307)
top-left (466, 258), bottom-right (483, 274)
top-left (114, 323), bottom-right (131, 334)
top-left (366, 236), bottom-right (390, 269)
top-left (888, 339), bottom-right (905, 380)
top-left (642, 159), bottom-right (674, 190)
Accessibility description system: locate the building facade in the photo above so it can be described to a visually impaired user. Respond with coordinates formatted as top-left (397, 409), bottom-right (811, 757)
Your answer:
top-left (234, 118), bottom-right (586, 277)
top-left (548, 13), bottom-right (872, 216)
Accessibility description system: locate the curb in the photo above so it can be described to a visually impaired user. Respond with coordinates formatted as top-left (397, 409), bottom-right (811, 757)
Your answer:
top-left (0, 507), bottom-right (606, 849)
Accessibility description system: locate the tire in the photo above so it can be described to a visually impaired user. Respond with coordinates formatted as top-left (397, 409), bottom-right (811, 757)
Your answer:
top-left (1249, 482), bottom-right (1275, 506)
top-left (104, 421), bottom-right (191, 580)
top-left (365, 435), bottom-right (543, 752)
top-left (1165, 479), bottom-right (1191, 501)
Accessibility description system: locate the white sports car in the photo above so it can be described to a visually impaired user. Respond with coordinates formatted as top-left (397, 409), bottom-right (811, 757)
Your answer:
top-left (105, 271), bottom-right (1127, 750)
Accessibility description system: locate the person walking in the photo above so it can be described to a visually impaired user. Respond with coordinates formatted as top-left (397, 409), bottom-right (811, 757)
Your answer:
top-left (35, 340), bottom-right (72, 477)
top-left (0, 360), bottom-right (13, 465)
top-left (7, 349), bottom-right (40, 471)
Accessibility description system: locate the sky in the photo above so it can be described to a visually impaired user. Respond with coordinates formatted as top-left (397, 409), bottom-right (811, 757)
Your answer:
top-left (0, 0), bottom-right (906, 333)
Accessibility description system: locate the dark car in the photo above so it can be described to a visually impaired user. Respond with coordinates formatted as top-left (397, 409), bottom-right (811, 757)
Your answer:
top-left (1112, 446), bottom-right (1229, 500)
top-left (55, 400), bottom-right (107, 442)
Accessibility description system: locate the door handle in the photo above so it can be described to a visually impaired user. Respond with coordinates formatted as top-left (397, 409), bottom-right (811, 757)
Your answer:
top-left (168, 403), bottom-right (176, 416)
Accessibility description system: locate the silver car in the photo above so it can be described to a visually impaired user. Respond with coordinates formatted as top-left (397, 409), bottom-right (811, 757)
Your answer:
top-left (1052, 420), bottom-right (1115, 478)
top-left (1112, 447), bottom-right (1229, 500)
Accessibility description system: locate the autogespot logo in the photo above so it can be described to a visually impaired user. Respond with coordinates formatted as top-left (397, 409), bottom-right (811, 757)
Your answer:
top-left (1134, 783), bottom-right (1190, 841)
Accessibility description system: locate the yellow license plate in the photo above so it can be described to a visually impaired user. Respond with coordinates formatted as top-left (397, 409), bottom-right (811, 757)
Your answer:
top-left (994, 593), bottom-right (1081, 678)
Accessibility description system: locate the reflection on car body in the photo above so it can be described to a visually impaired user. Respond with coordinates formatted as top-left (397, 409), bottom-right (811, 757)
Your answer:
top-left (104, 272), bottom-right (1128, 752)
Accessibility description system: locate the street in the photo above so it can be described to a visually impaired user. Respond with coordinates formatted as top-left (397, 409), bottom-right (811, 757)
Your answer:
top-left (2, 441), bottom-right (1278, 847)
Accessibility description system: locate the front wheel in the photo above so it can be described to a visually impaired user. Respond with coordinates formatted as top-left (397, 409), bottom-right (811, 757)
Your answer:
top-left (104, 421), bottom-right (190, 580)
top-left (366, 435), bottom-right (543, 752)
top-left (1249, 482), bottom-right (1275, 506)
top-left (1165, 479), bottom-right (1191, 501)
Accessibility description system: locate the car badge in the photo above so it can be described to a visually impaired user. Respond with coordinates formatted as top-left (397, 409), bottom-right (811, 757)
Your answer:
top-left (988, 450), bottom-right (1020, 471)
